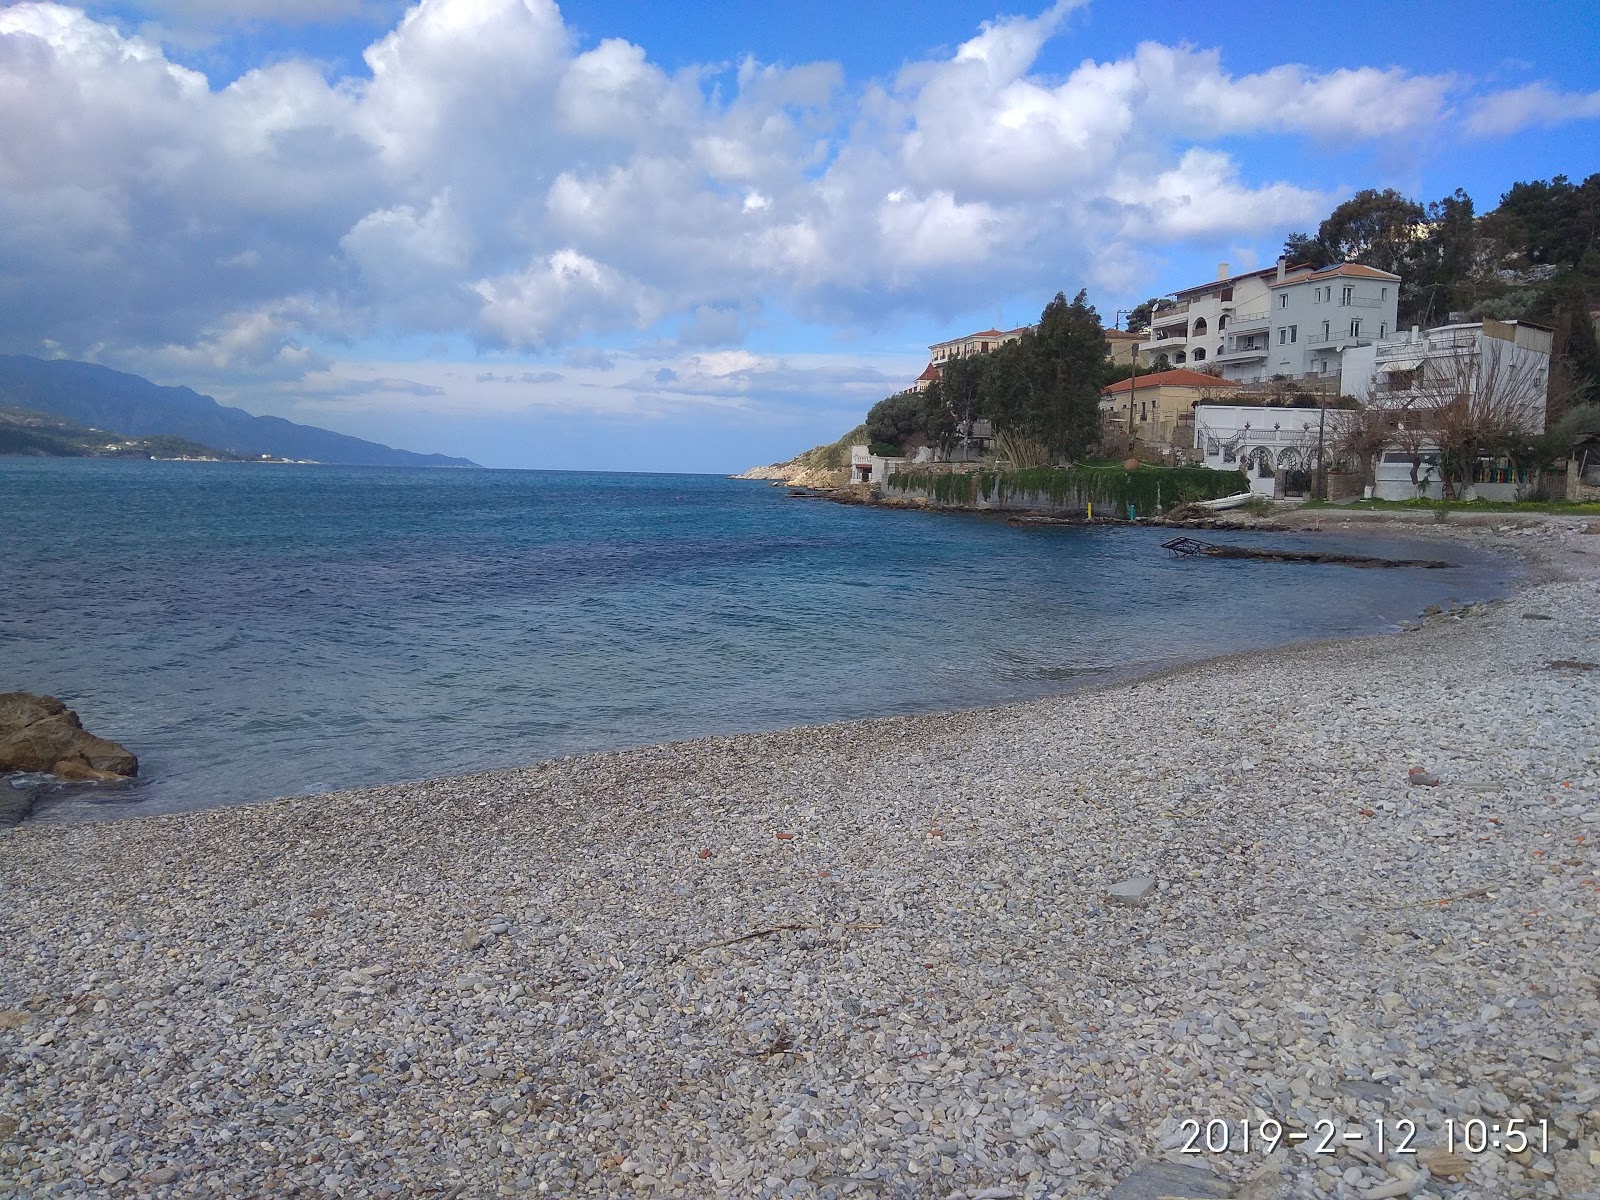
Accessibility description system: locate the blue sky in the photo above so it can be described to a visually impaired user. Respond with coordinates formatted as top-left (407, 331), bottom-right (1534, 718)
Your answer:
top-left (3, 0), bottom-right (1598, 471)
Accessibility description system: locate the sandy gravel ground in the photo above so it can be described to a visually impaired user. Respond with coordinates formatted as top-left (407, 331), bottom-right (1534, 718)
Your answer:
top-left (2, 518), bottom-right (1598, 1200)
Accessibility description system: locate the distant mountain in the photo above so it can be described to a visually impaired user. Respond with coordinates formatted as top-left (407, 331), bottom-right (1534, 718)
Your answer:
top-left (0, 356), bottom-right (477, 468)
top-left (0, 403), bottom-right (246, 460)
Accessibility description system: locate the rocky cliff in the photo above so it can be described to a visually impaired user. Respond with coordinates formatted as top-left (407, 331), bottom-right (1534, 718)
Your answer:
top-left (735, 424), bottom-right (864, 489)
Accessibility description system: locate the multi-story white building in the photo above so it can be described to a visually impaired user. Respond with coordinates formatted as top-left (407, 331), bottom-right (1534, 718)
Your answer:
top-left (1139, 263), bottom-right (1279, 370)
top-left (1342, 319), bottom-right (1553, 500)
top-left (1142, 260), bottom-right (1400, 384)
top-left (1341, 319), bottom-right (1552, 413)
top-left (1247, 263), bottom-right (1400, 383)
top-left (909, 326), bottom-right (1031, 391)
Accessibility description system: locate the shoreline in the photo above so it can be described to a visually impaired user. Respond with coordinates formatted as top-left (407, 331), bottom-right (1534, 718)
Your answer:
top-left (10, 514), bottom-right (1531, 831)
top-left (2, 524), bottom-right (1598, 1198)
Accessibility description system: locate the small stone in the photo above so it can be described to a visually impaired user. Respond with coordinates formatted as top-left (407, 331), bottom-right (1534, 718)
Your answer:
top-left (1417, 1145), bottom-right (1470, 1179)
top-left (488, 921), bottom-right (510, 936)
top-left (144, 1167), bottom-right (180, 1185)
top-left (99, 1164), bottom-right (130, 1183)
top-left (1106, 877), bottom-right (1156, 907)
top-left (1407, 767), bottom-right (1441, 787)
top-left (1358, 1178), bottom-right (1413, 1199)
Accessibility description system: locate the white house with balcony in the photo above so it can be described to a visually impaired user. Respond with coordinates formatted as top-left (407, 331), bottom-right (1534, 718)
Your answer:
top-left (1144, 259), bottom-right (1400, 384)
top-left (1248, 263), bottom-right (1400, 383)
top-left (1341, 319), bottom-right (1553, 500)
top-left (1140, 262), bottom-right (1280, 370)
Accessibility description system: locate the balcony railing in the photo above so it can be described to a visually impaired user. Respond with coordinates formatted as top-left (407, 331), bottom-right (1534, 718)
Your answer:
top-left (1216, 345), bottom-right (1268, 360)
top-left (1226, 309), bottom-right (1270, 331)
top-left (1337, 297), bottom-right (1383, 309)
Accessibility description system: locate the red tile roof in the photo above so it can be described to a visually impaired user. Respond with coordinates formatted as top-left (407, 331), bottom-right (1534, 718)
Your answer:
top-left (915, 362), bottom-right (940, 382)
top-left (1172, 264), bottom-right (1308, 296)
top-left (1271, 262), bottom-right (1400, 286)
top-left (1102, 369), bottom-right (1221, 395)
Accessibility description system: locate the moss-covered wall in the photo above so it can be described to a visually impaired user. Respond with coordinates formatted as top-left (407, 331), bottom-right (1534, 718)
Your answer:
top-left (885, 465), bottom-right (1247, 514)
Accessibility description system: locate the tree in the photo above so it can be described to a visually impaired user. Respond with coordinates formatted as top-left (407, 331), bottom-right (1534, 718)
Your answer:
top-left (1281, 231), bottom-right (1329, 268)
top-left (1331, 404), bottom-right (1409, 494)
top-left (1411, 338), bottom-right (1549, 498)
top-left (1535, 280), bottom-right (1600, 418)
top-left (1407, 189), bottom-right (1478, 325)
top-left (1124, 298), bottom-right (1161, 334)
top-left (1481, 173), bottom-right (1600, 268)
top-left (1314, 188), bottom-right (1426, 277)
top-left (863, 391), bottom-right (926, 452)
top-left (1026, 290), bottom-right (1110, 460)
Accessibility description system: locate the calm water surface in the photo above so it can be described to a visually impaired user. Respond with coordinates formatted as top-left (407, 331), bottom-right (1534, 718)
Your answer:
top-left (0, 460), bottom-right (1518, 822)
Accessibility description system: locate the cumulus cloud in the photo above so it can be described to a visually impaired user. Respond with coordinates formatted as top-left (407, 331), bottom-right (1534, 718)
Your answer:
top-left (0, 0), bottom-right (1491, 395)
top-left (1464, 83), bottom-right (1600, 137)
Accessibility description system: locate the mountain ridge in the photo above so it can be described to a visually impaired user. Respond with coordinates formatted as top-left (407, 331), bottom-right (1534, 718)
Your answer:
top-left (0, 356), bottom-right (477, 468)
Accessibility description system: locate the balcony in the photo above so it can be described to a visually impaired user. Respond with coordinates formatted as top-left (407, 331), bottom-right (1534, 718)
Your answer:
top-left (1338, 296), bottom-right (1383, 309)
top-left (1216, 344), bottom-right (1268, 362)
top-left (1225, 309), bottom-right (1270, 333)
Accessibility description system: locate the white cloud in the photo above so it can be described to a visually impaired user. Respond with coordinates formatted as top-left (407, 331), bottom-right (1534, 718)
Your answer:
top-left (0, 0), bottom-right (1489, 400)
top-left (98, 0), bottom-right (391, 26)
top-left (1464, 82), bottom-right (1600, 138)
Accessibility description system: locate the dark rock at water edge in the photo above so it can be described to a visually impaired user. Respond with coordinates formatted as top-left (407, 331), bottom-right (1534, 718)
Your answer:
top-left (0, 692), bottom-right (138, 796)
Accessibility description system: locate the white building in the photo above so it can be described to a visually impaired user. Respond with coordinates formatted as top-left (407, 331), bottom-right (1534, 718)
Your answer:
top-left (908, 326), bottom-right (1030, 392)
top-left (1140, 263), bottom-right (1280, 370)
top-left (1341, 319), bottom-right (1553, 501)
top-left (1341, 319), bottom-right (1552, 414)
top-left (1193, 404), bottom-right (1329, 497)
top-left (1248, 263), bottom-right (1400, 383)
top-left (1142, 260), bottom-right (1400, 384)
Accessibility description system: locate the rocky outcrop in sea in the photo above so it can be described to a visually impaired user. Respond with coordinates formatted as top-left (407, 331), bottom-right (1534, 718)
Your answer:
top-left (0, 692), bottom-right (136, 786)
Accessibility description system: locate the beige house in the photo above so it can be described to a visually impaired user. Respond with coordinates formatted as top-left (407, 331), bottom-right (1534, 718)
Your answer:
top-left (1101, 368), bottom-right (1219, 446)
top-left (1105, 329), bottom-right (1143, 368)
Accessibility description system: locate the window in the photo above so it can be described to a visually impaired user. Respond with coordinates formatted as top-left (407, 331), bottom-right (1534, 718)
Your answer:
top-left (1193, 347), bottom-right (1206, 361)
top-left (1379, 322), bottom-right (1387, 338)
top-left (1313, 290), bottom-right (1320, 304)
top-left (1321, 320), bottom-right (1330, 341)
top-left (1350, 318), bottom-right (1361, 338)
top-left (1278, 294), bottom-right (1288, 308)
top-left (1220, 287), bottom-right (1233, 301)
top-left (1288, 325), bottom-right (1297, 343)
top-left (1341, 285), bottom-right (1354, 305)
top-left (1218, 315), bottom-right (1227, 330)
top-left (1381, 287), bottom-right (1388, 300)
top-left (1278, 327), bottom-right (1287, 344)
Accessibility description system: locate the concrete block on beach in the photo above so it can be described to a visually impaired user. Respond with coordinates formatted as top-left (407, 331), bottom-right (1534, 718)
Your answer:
top-left (1106, 876), bottom-right (1156, 906)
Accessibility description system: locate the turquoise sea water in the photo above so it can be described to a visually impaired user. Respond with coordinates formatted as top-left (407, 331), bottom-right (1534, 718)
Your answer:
top-left (1, 460), bottom-right (1517, 822)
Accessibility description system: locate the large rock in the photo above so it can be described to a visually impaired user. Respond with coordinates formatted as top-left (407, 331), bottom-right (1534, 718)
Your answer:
top-left (0, 693), bottom-right (137, 781)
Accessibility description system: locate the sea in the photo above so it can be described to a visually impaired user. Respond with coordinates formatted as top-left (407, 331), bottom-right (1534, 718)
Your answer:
top-left (1, 459), bottom-right (1519, 823)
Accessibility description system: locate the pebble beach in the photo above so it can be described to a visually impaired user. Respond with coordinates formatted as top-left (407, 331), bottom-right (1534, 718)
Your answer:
top-left (3, 518), bottom-right (1599, 1200)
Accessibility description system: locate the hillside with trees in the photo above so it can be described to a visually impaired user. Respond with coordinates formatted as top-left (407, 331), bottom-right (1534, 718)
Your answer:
top-left (863, 290), bottom-right (1114, 465)
top-left (0, 404), bottom-right (245, 460)
top-left (1282, 173), bottom-right (1600, 409)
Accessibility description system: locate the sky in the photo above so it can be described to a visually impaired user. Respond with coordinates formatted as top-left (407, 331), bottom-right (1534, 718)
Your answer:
top-left (2, 0), bottom-right (1598, 471)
